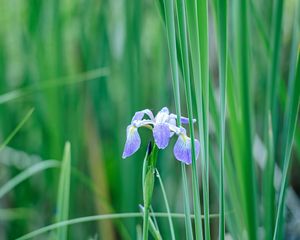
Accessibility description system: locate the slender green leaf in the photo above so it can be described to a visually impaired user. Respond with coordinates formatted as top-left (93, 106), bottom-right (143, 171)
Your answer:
top-left (273, 46), bottom-right (300, 240)
top-left (216, 0), bottom-right (227, 238)
top-left (156, 169), bottom-right (175, 240)
top-left (17, 212), bottom-right (221, 240)
top-left (0, 108), bottom-right (34, 152)
top-left (0, 160), bottom-right (60, 199)
top-left (163, 0), bottom-right (194, 239)
top-left (56, 142), bottom-right (71, 240)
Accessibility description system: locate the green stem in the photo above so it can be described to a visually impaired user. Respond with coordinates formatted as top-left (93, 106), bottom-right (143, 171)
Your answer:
top-left (142, 143), bottom-right (159, 240)
top-left (143, 207), bottom-right (150, 240)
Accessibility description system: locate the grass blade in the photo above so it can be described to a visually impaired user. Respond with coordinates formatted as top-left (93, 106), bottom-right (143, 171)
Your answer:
top-left (163, 0), bottom-right (194, 239)
top-left (234, 1), bottom-right (258, 238)
top-left (273, 46), bottom-right (300, 240)
top-left (56, 142), bottom-right (71, 240)
top-left (0, 68), bottom-right (108, 105)
top-left (17, 212), bottom-right (220, 240)
top-left (0, 160), bottom-right (60, 199)
top-left (185, 0), bottom-right (207, 239)
top-left (216, 0), bottom-right (227, 238)
top-left (156, 169), bottom-right (175, 240)
top-left (196, 0), bottom-right (210, 237)
top-left (0, 108), bottom-right (34, 152)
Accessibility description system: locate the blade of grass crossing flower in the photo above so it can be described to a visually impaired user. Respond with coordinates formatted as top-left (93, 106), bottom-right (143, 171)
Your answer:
top-left (176, 1), bottom-right (203, 239)
top-left (163, 0), bottom-right (194, 239)
top-left (185, 1), bottom-right (207, 239)
top-left (156, 169), bottom-right (175, 240)
top-left (196, 0), bottom-right (211, 238)
top-left (216, 0), bottom-right (227, 238)
top-left (176, 4), bottom-right (193, 239)
top-left (175, 0), bottom-right (198, 238)
top-left (56, 142), bottom-right (71, 240)
top-left (0, 108), bottom-right (34, 152)
top-left (273, 46), bottom-right (300, 240)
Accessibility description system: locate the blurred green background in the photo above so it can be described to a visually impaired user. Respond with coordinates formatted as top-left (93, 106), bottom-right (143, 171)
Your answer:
top-left (0, 0), bottom-right (180, 239)
top-left (0, 0), bottom-right (299, 239)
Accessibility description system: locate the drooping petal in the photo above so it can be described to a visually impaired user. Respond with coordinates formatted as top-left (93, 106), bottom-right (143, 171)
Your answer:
top-left (153, 123), bottom-right (171, 149)
top-left (132, 109), bottom-right (154, 122)
top-left (173, 134), bottom-right (200, 165)
top-left (122, 125), bottom-right (141, 158)
top-left (155, 107), bottom-right (170, 124)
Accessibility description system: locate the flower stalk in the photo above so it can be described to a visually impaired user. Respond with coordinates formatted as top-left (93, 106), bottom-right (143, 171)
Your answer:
top-left (142, 143), bottom-right (159, 240)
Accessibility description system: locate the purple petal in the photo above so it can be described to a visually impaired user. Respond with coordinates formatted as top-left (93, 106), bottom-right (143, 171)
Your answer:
top-left (169, 114), bottom-right (196, 124)
top-left (179, 116), bottom-right (197, 124)
top-left (132, 109), bottom-right (154, 122)
top-left (153, 123), bottom-right (170, 149)
top-left (122, 125), bottom-right (141, 158)
top-left (173, 134), bottom-right (200, 165)
top-left (155, 107), bottom-right (170, 123)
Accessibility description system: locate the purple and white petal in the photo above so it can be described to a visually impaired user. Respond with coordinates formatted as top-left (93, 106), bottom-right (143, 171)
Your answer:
top-left (122, 125), bottom-right (141, 158)
top-left (155, 107), bottom-right (170, 124)
top-left (153, 123), bottom-right (171, 149)
top-left (167, 123), bottom-right (181, 135)
top-left (132, 109), bottom-right (154, 122)
top-left (180, 116), bottom-right (197, 124)
top-left (133, 119), bottom-right (154, 128)
top-left (173, 134), bottom-right (200, 165)
top-left (169, 114), bottom-right (196, 124)
top-left (168, 118), bottom-right (176, 137)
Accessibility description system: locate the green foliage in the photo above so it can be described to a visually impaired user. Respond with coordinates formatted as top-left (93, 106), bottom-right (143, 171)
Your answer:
top-left (0, 0), bottom-right (299, 239)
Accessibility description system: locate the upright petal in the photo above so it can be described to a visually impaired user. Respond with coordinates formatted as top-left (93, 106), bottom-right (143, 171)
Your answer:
top-left (132, 109), bottom-right (154, 122)
top-left (153, 123), bottom-right (170, 149)
top-left (155, 107), bottom-right (170, 123)
top-left (122, 125), bottom-right (141, 158)
top-left (173, 134), bottom-right (200, 165)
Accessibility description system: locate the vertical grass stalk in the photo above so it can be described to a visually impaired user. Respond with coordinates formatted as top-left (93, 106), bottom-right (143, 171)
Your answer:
top-left (196, 0), bottom-right (211, 237)
top-left (263, 0), bottom-right (284, 238)
top-left (56, 142), bottom-right (71, 240)
top-left (163, 0), bottom-right (194, 239)
top-left (176, 0), bottom-right (204, 239)
top-left (235, 0), bottom-right (258, 239)
top-left (273, 47), bottom-right (300, 240)
top-left (156, 169), bottom-right (176, 240)
top-left (216, 0), bottom-right (227, 238)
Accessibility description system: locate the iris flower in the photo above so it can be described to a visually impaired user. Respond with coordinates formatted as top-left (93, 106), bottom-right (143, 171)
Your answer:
top-left (122, 107), bottom-right (200, 165)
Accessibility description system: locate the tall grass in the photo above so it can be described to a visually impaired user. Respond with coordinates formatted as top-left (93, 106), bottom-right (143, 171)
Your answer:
top-left (0, 0), bottom-right (299, 239)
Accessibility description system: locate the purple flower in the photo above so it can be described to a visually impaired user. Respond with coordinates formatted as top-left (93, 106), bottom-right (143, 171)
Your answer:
top-left (122, 107), bottom-right (200, 165)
